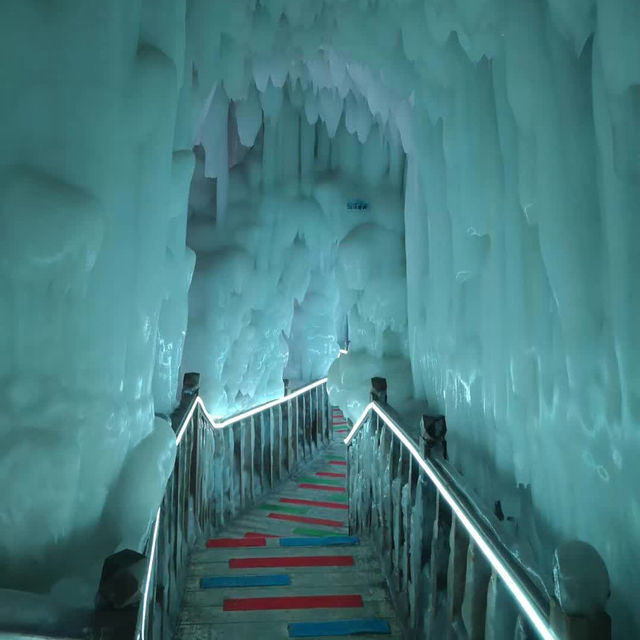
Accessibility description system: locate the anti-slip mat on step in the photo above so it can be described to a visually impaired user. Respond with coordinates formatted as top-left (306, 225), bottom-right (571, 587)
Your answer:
top-left (223, 594), bottom-right (364, 611)
top-left (206, 537), bottom-right (266, 548)
top-left (267, 513), bottom-right (345, 527)
top-left (200, 574), bottom-right (291, 589)
top-left (288, 618), bottom-right (392, 637)
top-left (229, 555), bottom-right (355, 569)
top-left (279, 536), bottom-right (359, 547)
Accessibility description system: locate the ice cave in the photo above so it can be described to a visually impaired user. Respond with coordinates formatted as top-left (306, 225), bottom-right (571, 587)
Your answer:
top-left (0, 1), bottom-right (638, 639)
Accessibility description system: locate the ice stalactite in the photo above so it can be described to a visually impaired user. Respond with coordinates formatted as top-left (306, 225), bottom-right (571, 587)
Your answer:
top-left (1, 1), bottom-right (638, 636)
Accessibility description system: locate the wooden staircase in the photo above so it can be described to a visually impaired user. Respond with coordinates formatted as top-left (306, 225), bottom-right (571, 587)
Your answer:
top-left (176, 408), bottom-right (401, 639)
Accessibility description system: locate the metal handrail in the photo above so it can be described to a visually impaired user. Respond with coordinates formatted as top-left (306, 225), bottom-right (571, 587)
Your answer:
top-left (175, 378), bottom-right (328, 444)
top-left (134, 377), bottom-right (331, 640)
top-left (344, 401), bottom-right (556, 640)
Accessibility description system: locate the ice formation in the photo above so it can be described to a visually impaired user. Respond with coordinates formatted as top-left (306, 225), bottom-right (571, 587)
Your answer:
top-left (1, 0), bottom-right (639, 637)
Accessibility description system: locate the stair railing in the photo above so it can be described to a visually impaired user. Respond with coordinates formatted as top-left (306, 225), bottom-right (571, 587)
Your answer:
top-left (133, 375), bottom-right (331, 640)
top-left (345, 383), bottom-right (611, 640)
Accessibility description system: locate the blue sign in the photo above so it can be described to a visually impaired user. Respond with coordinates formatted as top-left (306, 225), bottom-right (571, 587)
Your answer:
top-left (347, 199), bottom-right (368, 211)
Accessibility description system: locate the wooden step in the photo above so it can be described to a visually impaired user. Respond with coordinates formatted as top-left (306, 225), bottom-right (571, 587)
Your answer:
top-left (190, 544), bottom-right (374, 564)
top-left (279, 536), bottom-right (359, 547)
top-left (179, 599), bottom-right (395, 625)
top-left (229, 555), bottom-right (355, 569)
top-left (185, 570), bottom-right (389, 592)
top-left (177, 620), bottom-right (403, 639)
top-left (177, 434), bottom-right (398, 640)
top-left (223, 594), bottom-right (364, 611)
top-left (183, 584), bottom-right (389, 608)
top-left (279, 497), bottom-right (348, 510)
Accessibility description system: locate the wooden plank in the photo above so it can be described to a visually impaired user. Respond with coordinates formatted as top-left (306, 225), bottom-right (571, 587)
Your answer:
top-left (184, 585), bottom-right (388, 608)
top-left (177, 620), bottom-right (404, 640)
top-left (188, 558), bottom-right (385, 580)
top-left (179, 600), bottom-right (396, 625)
top-left (229, 555), bottom-right (355, 569)
top-left (190, 545), bottom-right (373, 564)
top-left (267, 513), bottom-right (345, 528)
top-left (278, 490), bottom-right (348, 503)
top-left (206, 515), bottom-right (348, 538)
top-left (299, 484), bottom-right (346, 493)
top-left (200, 574), bottom-right (290, 589)
top-left (291, 527), bottom-right (347, 538)
top-left (258, 503), bottom-right (309, 515)
top-left (300, 476), bottom-right (345, 487)
top-left (206, 538), bottom-right (266, 548)
top-left (185, 570), bottom-right (390, 591)
top-left (280, 497), bottom-right (348, 510)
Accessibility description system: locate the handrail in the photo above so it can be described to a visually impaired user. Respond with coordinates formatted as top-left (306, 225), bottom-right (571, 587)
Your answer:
top-left (135, 376), bottom-right (331, 640)
top-left (175, 377), bottom-right (328, 444)
top-left (344, 401), bottom-right (556, 640)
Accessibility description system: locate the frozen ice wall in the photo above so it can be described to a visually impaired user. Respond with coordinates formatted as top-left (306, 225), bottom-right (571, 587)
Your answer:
top-left (182, 91), bottom-right (408, 416)
top-left (1, 0), bottom-right (638, 636)
top-left (179, 1), bottom-right (639, 635)
top-left (0, 0), bottom-right (192, 619)
top-left (398, 3), bottom-right (640, 636)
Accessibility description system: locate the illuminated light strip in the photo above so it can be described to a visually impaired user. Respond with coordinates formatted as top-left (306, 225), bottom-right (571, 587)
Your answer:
top-left (140, 377), bottom-right (330, 637)
top-left (176, 378), bottom-right (328, 445)
top-left (138, 506), bottom-right (161, 640)
top-left (344, 404), bottom-right (556, 640)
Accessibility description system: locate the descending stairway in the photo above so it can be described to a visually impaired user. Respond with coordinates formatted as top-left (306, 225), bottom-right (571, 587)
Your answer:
top-left (176, 407), bottom-right (401, 639)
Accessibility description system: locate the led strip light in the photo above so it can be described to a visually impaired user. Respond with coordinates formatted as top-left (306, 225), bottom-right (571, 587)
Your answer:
top-left (176, 377), bottom-right (328, 445)
top-left (139, 377), bottom-right (331, 638)
top-left (138, 507), bottom-right (161, 639)
top-left (344, 403), bottom-right (557, 640)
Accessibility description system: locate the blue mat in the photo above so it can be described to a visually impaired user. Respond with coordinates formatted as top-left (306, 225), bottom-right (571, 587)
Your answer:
top-left (200, 574), bottom-right (290, 589)
top-left (289, 618), bottom-right (391, 637)
top-left (279, 535), bottom-right (359, 547)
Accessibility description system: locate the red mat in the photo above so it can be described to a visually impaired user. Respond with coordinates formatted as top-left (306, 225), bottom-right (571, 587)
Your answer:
top-left (329, 461), bottom-right (347, 466)
top-left (229, 555), bottom-right (354, 569)
top-left (300, 483), bottom-right (346, 493)
top-left (223, 594), bottom-right (363, 611)
top-left (280, 497), bottom-right (348, 510)
top-left (207, 537), bottom-right (266, 548)
top-left (267, 512), bottom-right (344, 527)
top-left (316, 471), bottom-right (346, 478)
top-left (336, 429), bottom-right (349, 433)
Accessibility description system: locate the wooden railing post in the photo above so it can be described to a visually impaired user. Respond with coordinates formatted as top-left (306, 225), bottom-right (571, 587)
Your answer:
top-left (420, 414), bottom-right (448, 460)
top-left (447, 514), bottom-right (469, 632)
top-left (426, 492), bottom-right (452, 636)
top-left (484, 569), bottom-right (518, 639)
top-left (550, 541), bottom-right (611, 640)
top-left (370, 376), bottom-right (387, 403)
top-left (176, 372), bottom-right (200, 503)
top-left (461, 539), bottom-right (491, 638)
